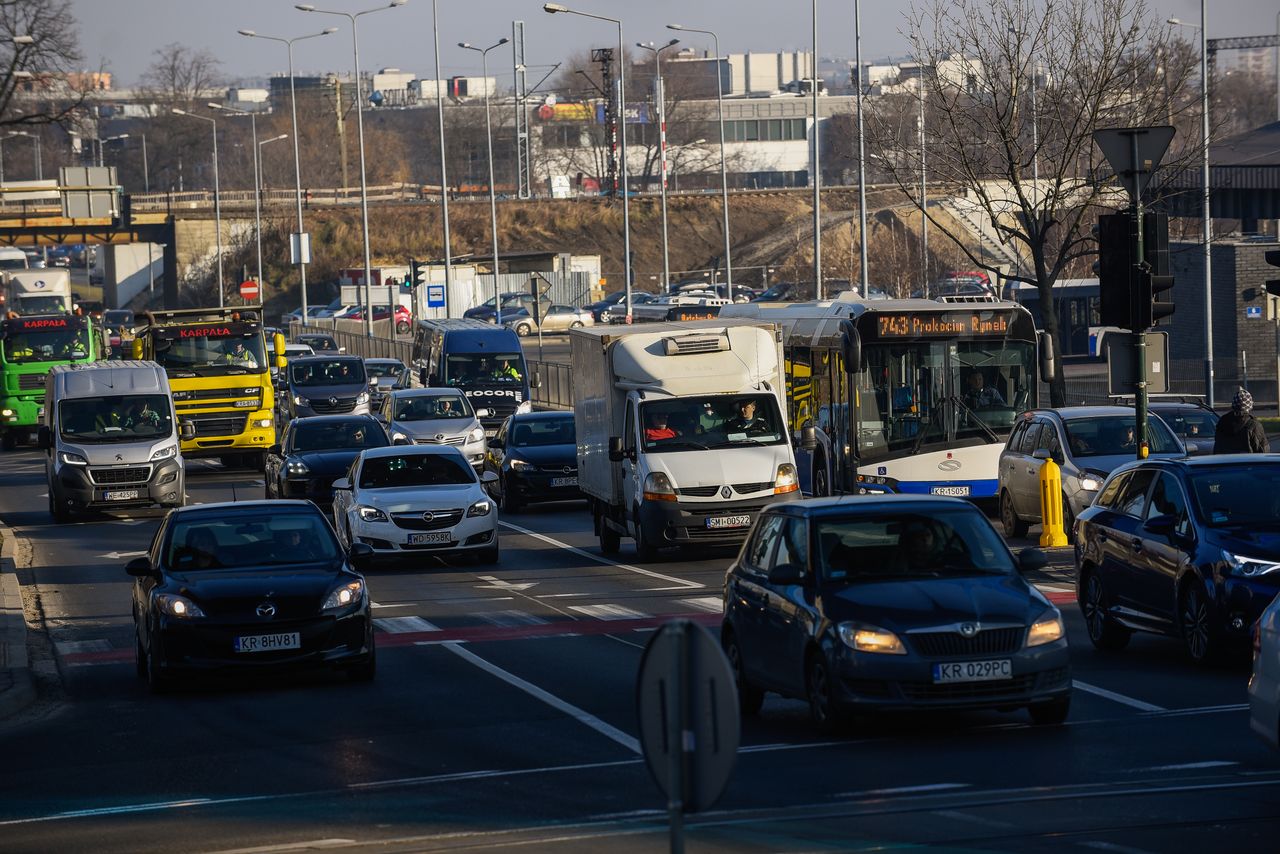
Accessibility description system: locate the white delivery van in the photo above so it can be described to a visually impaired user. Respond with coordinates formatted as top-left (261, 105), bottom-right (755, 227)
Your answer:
top-left (571, 320), bottom-right (801, 559)
top-left (4, 269), bottom-right (72, 315)
top-left (41, 361), bottom-right (192, 520)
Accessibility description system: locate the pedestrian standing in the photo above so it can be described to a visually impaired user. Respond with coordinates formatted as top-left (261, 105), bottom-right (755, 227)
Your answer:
top-left (1212, 388), bottom-right (1269, 454)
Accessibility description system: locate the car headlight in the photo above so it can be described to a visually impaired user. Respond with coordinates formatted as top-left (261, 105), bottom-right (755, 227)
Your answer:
top-left (774, 463), bottom-right (799, 494)
top-left (1079, 470), bottom-right (1106, 491)
top-left (155, 593), bottom-right (205, 619)
top-left (468, 426), bottom-right (485, 443)
top-left (286, 459), bottom-right (310, 476)
top-left (1026, 612), bottom-right (1065, 647)
top-left (1223, 550), bottom-right (1280, 578)
top-left (59, 451), bottom-right (88, 466)
top-left (150, 444), bottom-right (177, 462)
top-left (643, 471), bottom-right (678, 501)
top-left (509, 458), bottom-right (534, 471)
top-left (837, 621), bottom-right (906, 654)
top-left (293, 394), bottom-right (309, 406)
top-left (356, 505), bottom-right (387, 522)
top-left (322, 579), bottom-right (365, 611)
top-left (356, 391), bottom-right (369, 404)
top-left (391, 432), bottom-right (411, 445)
top-left (467, 498), bottom-right (492, 517)
top-left (516, 400), bottom-right (533, 414)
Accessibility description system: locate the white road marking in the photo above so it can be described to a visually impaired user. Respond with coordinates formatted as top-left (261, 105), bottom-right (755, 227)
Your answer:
top-left (680, 596), bottom-right (724, 614)
top-left (370, 602), bottom-right (414, 610)
top-left (536, 593), bottom-right (594, 599)
top-left (96, 550), bottom-right (147, 560)
top-left (209, 840), bottom-right (357, 854)
top-left (932, 809), bottom-right (1014, 829)
top-left (55, 639), bottom-right (112, 655)
top-left (1079, 842), bottom-right (1160, 854)
top-left (435, 595), bottom-right (515, 604)
top-left (443, 642), bottom-right (641, 754)
top-left (475, 575), bottom-right (537, 592)
top-left (1072, 680), bottom-right (1165, 712)
top-left (835, 783), bottom-right (970, 798)
top-left (478, 610), bottom-right (548, 627)
top-left (1134, 760), bottom-right (1237, 773)
top-left (568, 603), bottom-right (649, 621)
top-left (1144, 703), bottom-right (1248, 717)
top-left (499, 520), bottom-right (702, 590)
top-left (373, 616), bottom-right (440, 634)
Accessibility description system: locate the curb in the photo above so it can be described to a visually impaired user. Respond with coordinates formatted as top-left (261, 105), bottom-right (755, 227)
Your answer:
top-left (0, 522), bottom-right (35, 720)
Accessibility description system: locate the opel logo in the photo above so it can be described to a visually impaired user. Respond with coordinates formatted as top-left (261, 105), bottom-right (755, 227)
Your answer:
top-left (563, 466), bottom-right (573, 474)
top-left (328, 396), bottom-right (338, 406)
top-left (721, 486), bottom-right (732, 499)
top-left (256, 602), bottom-right (277, 618)
top-left (421, 511), bottom-right (435, 522)
top-left (938, 459), bottom-right (962, 472)
top-left (959, 622), bottom-right (979, 638)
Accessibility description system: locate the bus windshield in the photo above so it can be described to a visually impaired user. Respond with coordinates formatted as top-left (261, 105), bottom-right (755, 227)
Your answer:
top-left (153, 331), bottom-right (266, 375)
top-left (3, 327), bottom-right (90, 364)
top-left (444, 352), bottom-right (526, 385)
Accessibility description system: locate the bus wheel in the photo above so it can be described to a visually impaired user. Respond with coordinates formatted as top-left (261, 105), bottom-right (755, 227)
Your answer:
top-left (1, 430), bottom-right (15, 452)
top-left (812, 461), bottom-right (828, 497)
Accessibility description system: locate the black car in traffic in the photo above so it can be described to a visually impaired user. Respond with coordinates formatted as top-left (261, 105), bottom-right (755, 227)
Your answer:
top-left (723, 496), bottom-right (1071, 730)
top-left (129, 501), bottom-right (376, 692)
top-left (1075, 456), bottom-right (1280, 663)
top-left (265, 415), bottom-right (389, 506)
top-left (484, 411), bottom-right (580, 512)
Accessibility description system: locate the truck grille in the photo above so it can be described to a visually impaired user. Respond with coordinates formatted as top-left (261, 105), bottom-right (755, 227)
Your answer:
top-left (414, 436), bottom-right (466, 446)
top-left (676, 485), bottom-right (720, 498)
top-left (908, 627), bottom-right (1025, 658)
top-left (90, 466), bottom-right (151, 485)
top-left (173, 387), bottom-right (260, 401)
top-left (310, 397), bottom-right (357, 414)
top-left (731, 481), bottom-right (773, 495)
top-left (191, 415), bottom-right (246, 437)
top-left (390, 509), bottom-right (464, 531)
top-left (17, 372), bottom-right (46, 391)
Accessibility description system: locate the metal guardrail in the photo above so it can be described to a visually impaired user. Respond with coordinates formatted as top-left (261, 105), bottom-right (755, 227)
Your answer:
top-left (292, 322), bottom-right (413, 365)
top-left (528, 359), bottom-right (572, 411)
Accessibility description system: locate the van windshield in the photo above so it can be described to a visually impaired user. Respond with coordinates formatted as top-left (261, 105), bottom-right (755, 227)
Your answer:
top-left (59, 394), bottom-right (173, 442)
top-left (444, 352), bottom-right (526, 385)
top-left (16, 296), bottom-right (68, 314)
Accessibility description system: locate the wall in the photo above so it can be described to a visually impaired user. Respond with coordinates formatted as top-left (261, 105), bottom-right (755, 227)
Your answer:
top-left (102, 243), bottom-right (164, 309)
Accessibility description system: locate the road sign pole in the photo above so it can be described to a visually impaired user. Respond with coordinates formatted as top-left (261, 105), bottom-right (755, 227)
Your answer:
top-left (1130, 132), bottom-right (1149, 460)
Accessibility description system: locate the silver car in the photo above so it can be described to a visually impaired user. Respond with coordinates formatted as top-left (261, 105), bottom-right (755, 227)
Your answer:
top-left (377, 388), bottom-right (488, 469)
top-left (1250, 592), bottom-right (1280, 749)
top-left (503, 304), bottom-right (594, 337)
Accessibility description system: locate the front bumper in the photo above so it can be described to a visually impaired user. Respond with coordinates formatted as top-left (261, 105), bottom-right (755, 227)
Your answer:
top-left (350, 510), bottom-right (497, 555)
top-left (830, 639), bottom-right (1072, 712)
top-left (1221, 576), bottom-right (1280, 641)
top-left (507, 468), bottom-right (583, 504)
top-left (150, 608), bottom-right (372, 674)
top-left (182, 410), bottom-right (276, 458)
top-left (281, 475), bottom-right (341, 507)
top-left (1, 394), bottom-right (43, 430)
top-left (53, 458), bottom-right (185, 511)
top-left (638, 491), bottom-right (800, 547)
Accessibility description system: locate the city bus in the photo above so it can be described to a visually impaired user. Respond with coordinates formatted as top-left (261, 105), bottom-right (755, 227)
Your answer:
top-left (721, 293), bottom-right (1044, 499)
top-left (1004, 278), bottom-right (1110, 358)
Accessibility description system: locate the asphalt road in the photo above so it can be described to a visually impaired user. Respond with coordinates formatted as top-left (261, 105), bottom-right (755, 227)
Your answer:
top-left (1, 450), bottom-right (1277, 853)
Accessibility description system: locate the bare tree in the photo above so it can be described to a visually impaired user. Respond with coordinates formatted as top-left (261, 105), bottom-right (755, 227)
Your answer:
top-left (870, 0), bottom-right (1196, 404)
top-left (139, 43), bottom-right (222, 110)
top-left (0, 0), bottom-right (95, 129)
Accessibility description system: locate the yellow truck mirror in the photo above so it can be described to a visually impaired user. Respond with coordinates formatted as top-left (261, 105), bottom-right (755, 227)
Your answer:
top-left (130, 339), bottom-right (143, 359)
top-left (274, 332), bottom-right (286, 369)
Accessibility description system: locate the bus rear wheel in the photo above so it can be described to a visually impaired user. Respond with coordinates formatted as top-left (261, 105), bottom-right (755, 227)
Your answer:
top-left (1, 430), bottom-right (16, 452)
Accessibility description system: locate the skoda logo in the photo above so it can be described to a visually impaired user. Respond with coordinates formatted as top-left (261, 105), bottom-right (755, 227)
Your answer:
top-left (938, 459), bottom-right (962, 472)
top-left (959, 622), bottom-right (979, 638)
top-left (421, 511), bottom-right (435, 522)
top-left (256, 602), bottom-right (277, 618)
top-left (328, 397), bottom-right (338, 406)
top-left (721, 486), bottom-right (732, 499)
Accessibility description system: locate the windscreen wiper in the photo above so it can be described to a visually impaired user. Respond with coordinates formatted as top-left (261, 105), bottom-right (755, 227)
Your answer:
top-left (948, 395), bottom-right (1001, 443)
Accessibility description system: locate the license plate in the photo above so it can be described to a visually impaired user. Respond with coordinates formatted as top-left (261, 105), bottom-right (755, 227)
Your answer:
top-left (409, 532), bottom-right (451, 544)
top-left (485, 428), bottom-right (498, 438)
top-left (930, 485), bottom-right (971, 497)
top-left (551, 476), bottom-right (578, 488)
top-left (234, 632), bottom-right (301, 653)
top-left (706, 514), bottom-right (751, 530)
top-left (104, 490), bottom-right (140, 501)
top-left (933, 659), bottom-right (1012, 684)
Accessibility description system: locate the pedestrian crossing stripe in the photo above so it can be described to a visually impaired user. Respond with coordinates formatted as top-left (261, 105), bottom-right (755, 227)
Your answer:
top-left (680, 597), bottom-right (724, 614)
top-left (478, 610), bottom-right (548, 627)
top-left (373, 616), bottom-right (440, 634)
top-left (567, 604), bottom-right (649, 621)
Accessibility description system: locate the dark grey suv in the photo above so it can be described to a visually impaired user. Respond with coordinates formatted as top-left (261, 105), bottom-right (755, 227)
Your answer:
top-left (284, 355), bottom-right (372, 420)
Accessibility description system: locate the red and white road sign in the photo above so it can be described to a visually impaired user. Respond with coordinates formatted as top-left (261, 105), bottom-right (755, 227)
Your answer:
top-left (239, 280), bottom-right (259, 301)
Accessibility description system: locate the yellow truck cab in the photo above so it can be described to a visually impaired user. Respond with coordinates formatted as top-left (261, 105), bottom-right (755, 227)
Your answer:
top-left (132, 308), bottom-right (285, 469)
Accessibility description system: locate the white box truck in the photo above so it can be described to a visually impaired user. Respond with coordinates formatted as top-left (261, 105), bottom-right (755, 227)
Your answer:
top-left (4, 269), bottom-right (72, 315)
top-left (571, 320), bottom-right (801, 559)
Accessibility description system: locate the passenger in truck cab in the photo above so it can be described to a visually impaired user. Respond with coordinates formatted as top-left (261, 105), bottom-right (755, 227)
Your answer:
top-left (644, 411), bottom-right (678, 442)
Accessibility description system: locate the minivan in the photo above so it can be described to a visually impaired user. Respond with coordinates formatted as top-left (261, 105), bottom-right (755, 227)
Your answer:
top-left (283, 355), bottom-right (372, 420)
top-left (410, 318), bottom-right (532, 435)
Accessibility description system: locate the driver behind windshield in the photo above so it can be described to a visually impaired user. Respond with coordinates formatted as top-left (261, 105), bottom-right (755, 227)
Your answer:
top-left (724, 398), bottom-right (769, 434)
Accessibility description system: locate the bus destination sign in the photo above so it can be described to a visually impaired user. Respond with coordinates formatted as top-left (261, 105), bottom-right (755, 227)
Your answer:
top-left (876, 311), bottom-right (1011, 339)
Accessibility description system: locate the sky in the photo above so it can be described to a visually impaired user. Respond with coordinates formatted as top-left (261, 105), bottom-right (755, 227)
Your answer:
top-left (69, 0), bottom-right (1277, 89)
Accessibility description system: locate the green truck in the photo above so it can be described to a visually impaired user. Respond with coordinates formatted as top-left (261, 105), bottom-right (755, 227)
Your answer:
top-left (1, 313), bottom-right (103, 450)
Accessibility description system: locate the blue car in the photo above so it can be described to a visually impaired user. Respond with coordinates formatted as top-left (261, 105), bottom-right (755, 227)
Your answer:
top-left (722, 495), bottom-right (1071, 730)
top-left (1075, 455), bottom-right (1280, 663)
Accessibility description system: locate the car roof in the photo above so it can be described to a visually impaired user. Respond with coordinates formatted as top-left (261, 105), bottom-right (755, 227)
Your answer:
top-left (763, 494), bottom-right (982, 518)
top-left (1113, 454), bottom-right (1280, 475)
top-left (388, 387), bottom-right (463, 398)
top-left (289, 414), bottom-right (381, 426)
top-left (1025, 405), bottom-right (1139, 420)
top-left (364, 357), bottom-right (404, 364)
top-left (290, 354), bottom-right (361, 363)
top-left (359, 444), bottom-right (467, 459)
top-left (172, 499), bottom-right (321, 517)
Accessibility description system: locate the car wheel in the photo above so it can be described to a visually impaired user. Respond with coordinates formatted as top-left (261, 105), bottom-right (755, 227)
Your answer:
top-left (569, 320), bottom-right (584, 329)
top-left (396, 320), bottom-right (410, 335)
top-left (599, 509), bottom-right (621, 555)
top-left (516, 324), bottom-right (531, 338)
top-left (347, 644), bottom-right (377, 683)
top-left (806, 650), bottom-right (847, 733)
top-left (1180, 581), bottom-right (1222, 664)
top-left (145, 637), bottom-right (170, 694)
top-left (1028, 696), bottom-right (1071, 725)
top-left (134, 632), bottom-right (147, 680)
top-left (1000, 490), bottom-right (1029, 539)
top-left (49, 491), bottom-right (70, 523)
top-left (247, 452), bottom-right (267, 473)
top-left (812, 462), bottom-right (828, 498)
top-left (500, 478), bottom-right (522, 514)
top-left (724, 629), bottom-right (764, 716)
top-left (634, 508), bottom-right (658, 562)
top-left (1081, 570), bottom-right (1130, 651)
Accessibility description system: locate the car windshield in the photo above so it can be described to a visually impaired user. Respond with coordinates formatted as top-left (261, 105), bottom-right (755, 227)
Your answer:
top-left (359, 453), bottom-right (476, 489)
top-left (166, 513), bottom-right (340, 570)
top-left (394, 393), bottom-right (470, 420)
top-left (1064, 415), bottom-right (1180, 457)
top-left (1154, 408), bottom-right (1217, 440)
top-left (301, 336), bottom-right (338, 352)
top-left (290, 420), bottom-right (389, 453)
top-left (59, 394), bottom-right (172, 442)
top-left (509, 417), bottom-right (575, 447)
top-left (3, 327), bottom-right (91, 363)
top-left (816, 509), bottom-right (1016, 583)
top-left (104, 311), bottom-right (133, 326)
top-left (640, 394), bottom-right (786, 452)
top-left (291, 359), bottom-right (366, 386)
top-left (1188, 466), bottom-right (1280, 528)
top-left (154, 331), bottom-right (266, 373)
top-left (365, 361), bottom-right (405, 379)
top-left (443, 352), bottom-right (526, 385)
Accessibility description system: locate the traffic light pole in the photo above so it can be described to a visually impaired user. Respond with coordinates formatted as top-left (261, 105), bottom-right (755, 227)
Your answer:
top-left (1131, 133), bottom-right (1149, 461)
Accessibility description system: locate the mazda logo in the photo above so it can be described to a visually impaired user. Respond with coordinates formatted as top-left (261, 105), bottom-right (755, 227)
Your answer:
top-left (959, 622), bottom-right (979, 638)
top-left (721, 486), bottom-right (732, 499)
top-left (938, 459), bottom-right (962, 472)
top-left (256, 602), bottom-right (277, 618)
top-left (421, 511), bottom-right (435, 522)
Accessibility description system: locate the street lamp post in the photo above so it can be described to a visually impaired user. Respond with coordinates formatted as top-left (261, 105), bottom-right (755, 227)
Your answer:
top-left (853, 0), bottom-right (868, 291)
top-left (239, 27), bottom-right (337, 325)
top-left (811, 0), bottom-right (822, 299)
top-left (916, 40), bottom-right (928, 295)
top-left (460, 38), bottom-right (510, 324)
top-left (297, 0), bottom-right (406, 338)
top-left (172, 109), bottom-right (223, 305)
top-left (636, 38), bottom-right (679, 291)
top-left (208, 103), bottom-right (263, 287)
top-left (667, 23), bottom-right (733, 300)
top-left (432, 0), bottom-right (453, 321)
top-left (545, 3), bottom-right (633, 323)
top-left (1170, 10), bottom-right (1214, 406)
top-left (257, 133), bottom-right (289, 301)
top-left (96, 133), bottom-right (130, 168)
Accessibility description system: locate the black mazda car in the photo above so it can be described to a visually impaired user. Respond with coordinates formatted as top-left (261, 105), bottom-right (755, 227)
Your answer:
top-left (265, 415), bottom-right (389, 506)
top-left (483, 411), bottom-right (580, 513)
top-left (129, 500), bottom-right (376, 692)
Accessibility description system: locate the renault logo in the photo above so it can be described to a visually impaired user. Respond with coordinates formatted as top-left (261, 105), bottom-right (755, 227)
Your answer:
top-left (256, 602), bottom-right (277, 618)
top-left (421, 511), bottom-right (435, 522)
top-left (328, 396), bottom-right (338, 406)
top-left (938, 459), bottom-right (962, 472)
top-left (959, 622), bottom-right (979, 638)
top-left (721, 486), bottom-right (732, 499)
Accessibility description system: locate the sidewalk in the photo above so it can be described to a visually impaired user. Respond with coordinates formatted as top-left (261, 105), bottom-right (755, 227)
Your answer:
top-left (0, 523), bottom-right (34, 720)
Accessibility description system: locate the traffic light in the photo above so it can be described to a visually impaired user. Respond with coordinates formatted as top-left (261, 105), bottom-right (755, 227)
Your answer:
top-left (409, 259), bottom-right (426, 292)
top-left (1093, 210), bottom-right (1174, 332)
top-left (1266, 250), bottom-right (1280, 298)
top-left (1094, 212), bottom-right (1134, 329)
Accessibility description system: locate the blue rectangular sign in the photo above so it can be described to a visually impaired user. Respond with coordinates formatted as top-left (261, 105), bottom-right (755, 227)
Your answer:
top-left (1247, 305), bottom-right (1262, 319)
top-left (427, 284), bottom-right (445, 308)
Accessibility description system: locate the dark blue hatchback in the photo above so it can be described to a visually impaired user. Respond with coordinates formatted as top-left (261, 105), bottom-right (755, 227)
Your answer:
top-left (1074, 456), bottom-right (1280, 663)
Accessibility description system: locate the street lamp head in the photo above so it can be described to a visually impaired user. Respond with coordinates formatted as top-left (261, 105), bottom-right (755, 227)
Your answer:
top-left (238, 29), bottom-right (256, 37)
top-left (543, 3), bottom-right (568, 13)
top-left (1167, 17), bottom-right (1181, 25)
top-left (322, 26), bottom-right (338, 34)
top-left (666, 24), bottom-right (684, 31)
top-left (295, 4), bottom-right (316, 11)
top-left (459, 42), bottom-right (474, 49)
top-left (497, 37), bottom-right (509, 46)
top-left (666, 38), bottom-right (680, 48)
top-left (171, 108), bottom-right (187, 116)
top-left (389, 0), bottom-right (406, 6)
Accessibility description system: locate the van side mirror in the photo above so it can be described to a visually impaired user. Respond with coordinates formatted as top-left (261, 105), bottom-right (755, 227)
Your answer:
top-left (180, 421), bottom-right (196, 441)
top-left (37, 425), bottom-right (51, 450)
top-left (607, 436), bottom-right (625, 462)
top-left (475, 408), bottom-right (492, 419)
top-left (799, 423), bottom-right (817, 451)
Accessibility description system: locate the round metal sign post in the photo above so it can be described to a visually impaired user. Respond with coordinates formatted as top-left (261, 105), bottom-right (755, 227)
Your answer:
top-left (636, 619), bottom-right (741, 853)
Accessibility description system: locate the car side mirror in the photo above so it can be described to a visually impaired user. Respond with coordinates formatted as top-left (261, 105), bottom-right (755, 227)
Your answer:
top-left (125, 556), bottom-right (155, 577)
top-left (1017, 548), bottom-right (1049, 572)
top-left (332, 477), bottom-right (351, 491)
top-left (768, 562), bottom-right (804, 585)
top-left (1144, 514), bottom-right (1178, 536)
top-left (475, 408), bottom-right (492, 419)
top-left (180, 420), bottom-right (196, 441)
top-left (608, 436), bottom-right (625, 462)
top-left (268, 444), bottom-right (282, 456)
top-left (480, 471), bottom-right (499, 484)
top-left (338, 347), bottom-right (347, 354)
top-left (1032, 448), bottom-right (1051, 461)
top-left (1183, 441), bottom-right (1198, 455)
top-left (799, 423), bottom-right (817, 452)
top-left (348, 541), bottom-right (374, 566)
top-left (37, 425), bottom-right (51, 450)
top-left (392, 436), bottom-right (410, 446)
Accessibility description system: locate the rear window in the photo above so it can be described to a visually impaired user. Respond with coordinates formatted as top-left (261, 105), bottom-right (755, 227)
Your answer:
top-left (290, 420), bottom-right (388, 453)
top-left (509, 417), bottom-right (575, 447)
